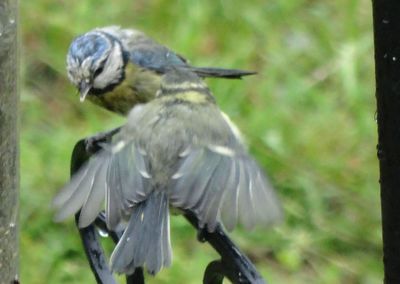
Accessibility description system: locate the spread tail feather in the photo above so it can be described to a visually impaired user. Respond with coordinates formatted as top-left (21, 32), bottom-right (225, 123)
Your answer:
top-left (110, 191), bottom-right (172, 275)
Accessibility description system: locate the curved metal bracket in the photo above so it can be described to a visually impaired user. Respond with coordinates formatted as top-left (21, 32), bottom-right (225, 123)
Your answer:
top-left (68, 129), bottom-right (267, 284)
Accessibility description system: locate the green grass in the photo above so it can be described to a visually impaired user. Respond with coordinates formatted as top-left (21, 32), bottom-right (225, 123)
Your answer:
top-left (20, 1), bottom-right (379, 283)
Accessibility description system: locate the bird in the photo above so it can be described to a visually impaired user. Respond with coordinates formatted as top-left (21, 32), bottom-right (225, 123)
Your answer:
top-left (66, 26), bottom-right (256, 115)
top-left (53, 67), bottom-right (282, 275)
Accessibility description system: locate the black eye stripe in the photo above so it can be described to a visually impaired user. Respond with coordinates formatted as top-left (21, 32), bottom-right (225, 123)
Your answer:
top-left (93, 56), bottom-right (108, 78)
top-left (94, 66), bottom-right (104, 77)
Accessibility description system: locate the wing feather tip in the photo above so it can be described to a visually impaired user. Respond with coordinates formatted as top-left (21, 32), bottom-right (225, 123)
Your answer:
top-left (53, 211), bottom-right (69, 223)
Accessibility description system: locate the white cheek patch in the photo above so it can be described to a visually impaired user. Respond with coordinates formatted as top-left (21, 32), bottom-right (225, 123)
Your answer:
top-left (93, 43), bottom-right (124, 89)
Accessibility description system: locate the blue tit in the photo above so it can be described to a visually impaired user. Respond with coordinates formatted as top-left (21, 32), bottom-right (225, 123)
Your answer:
top-left (53, 67), bottom-right (282, 275)
top-left (66, 26), bottom-right (256, 115)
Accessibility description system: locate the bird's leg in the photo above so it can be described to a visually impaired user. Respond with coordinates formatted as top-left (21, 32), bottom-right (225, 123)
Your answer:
top-left (184, 211), bottom-right (266, 284)
top-left (70, 129), bottom-right (144, 284)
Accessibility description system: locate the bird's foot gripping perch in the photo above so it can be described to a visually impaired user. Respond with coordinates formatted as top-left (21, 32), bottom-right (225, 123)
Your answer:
top-left (69, 128), bottom-right (267, 284)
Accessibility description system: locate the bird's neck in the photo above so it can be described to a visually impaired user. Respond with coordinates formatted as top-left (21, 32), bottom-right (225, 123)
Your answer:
top-left (170, 90), bottom-right (215, 104)
top-left (159, 85), bottom-right (216, 105)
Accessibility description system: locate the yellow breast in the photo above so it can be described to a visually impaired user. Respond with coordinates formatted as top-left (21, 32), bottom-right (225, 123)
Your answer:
top-left (88, 63), bottom-right (162, 115)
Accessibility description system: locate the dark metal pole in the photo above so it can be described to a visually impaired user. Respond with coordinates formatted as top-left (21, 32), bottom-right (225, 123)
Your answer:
top-left (373, 1), bottom-right (400, 283)
top-left (0, 0), bottom-right (19, 282)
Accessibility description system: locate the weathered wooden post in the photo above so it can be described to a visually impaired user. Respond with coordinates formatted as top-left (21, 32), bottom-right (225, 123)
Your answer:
top-left (0, 0), bottom-right (19, 282)
top-left (373, 0), bottom-right (400, 283)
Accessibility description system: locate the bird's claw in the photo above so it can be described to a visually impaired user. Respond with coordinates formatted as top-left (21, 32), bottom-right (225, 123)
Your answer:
top-left (84, 127), bottom-right (121, 154)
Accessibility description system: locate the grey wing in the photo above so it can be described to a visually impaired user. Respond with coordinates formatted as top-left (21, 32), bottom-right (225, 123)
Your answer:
top-left (53, 140), bottom-right (151, 230)
top-left (128, 44), bottom-right (187, 72)
top-left (169, 145), bottom-right (283, 232)
top-left (53, 151), bottom-right (109, 226)
top-left (96, 26), bottom-right (187, 70)
top-left (101, 26), bottom-right (255, 79)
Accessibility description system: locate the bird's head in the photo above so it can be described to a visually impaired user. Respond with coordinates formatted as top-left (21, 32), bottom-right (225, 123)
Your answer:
top-left (66, 30), bottom-right (126, 102)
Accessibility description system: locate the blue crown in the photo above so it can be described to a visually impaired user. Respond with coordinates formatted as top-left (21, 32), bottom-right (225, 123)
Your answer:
top-left (68, 33), bottom-right (112, 64)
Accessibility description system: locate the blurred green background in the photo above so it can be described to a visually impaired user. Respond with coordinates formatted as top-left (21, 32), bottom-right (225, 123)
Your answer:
top-left (20, 0), bottom-right (379, 283)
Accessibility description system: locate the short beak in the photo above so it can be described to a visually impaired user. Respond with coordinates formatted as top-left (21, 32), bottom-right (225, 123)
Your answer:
top-left (79, 81), bottom-right (92, 102)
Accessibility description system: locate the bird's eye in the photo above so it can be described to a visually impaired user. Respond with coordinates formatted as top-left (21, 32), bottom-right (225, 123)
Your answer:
top-left (94, 66), bottom-right (104, 78)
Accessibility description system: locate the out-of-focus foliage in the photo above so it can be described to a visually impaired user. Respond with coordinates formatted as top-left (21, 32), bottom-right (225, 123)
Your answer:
top-left (21, 1), bottom-right (379, 283)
